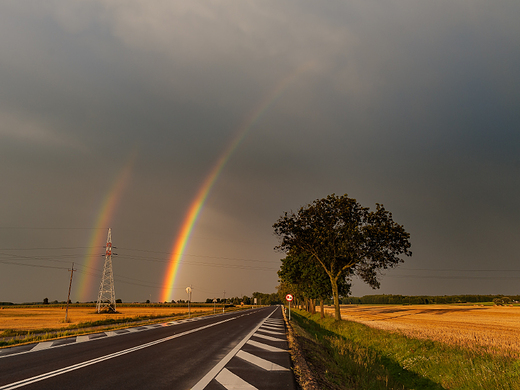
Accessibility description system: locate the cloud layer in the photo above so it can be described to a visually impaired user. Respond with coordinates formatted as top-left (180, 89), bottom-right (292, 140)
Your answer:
top-left (1, 1), bottom-right (519, 302)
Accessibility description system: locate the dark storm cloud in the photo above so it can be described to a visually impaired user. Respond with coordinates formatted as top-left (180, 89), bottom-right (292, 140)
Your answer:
top-left (1, 1), bottom-right (519, 302)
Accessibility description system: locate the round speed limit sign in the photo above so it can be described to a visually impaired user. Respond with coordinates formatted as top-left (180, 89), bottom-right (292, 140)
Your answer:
top-left (285, 294), bottom-right (294, 302)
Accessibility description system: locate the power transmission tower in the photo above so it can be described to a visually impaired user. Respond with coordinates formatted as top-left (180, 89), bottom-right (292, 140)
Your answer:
top-left (96, 228), bottom-right (117, 313)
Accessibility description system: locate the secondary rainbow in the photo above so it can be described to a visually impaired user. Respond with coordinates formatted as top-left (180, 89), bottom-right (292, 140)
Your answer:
top-left (76, 154), bottom-right (136, 302)
top-left (161, 64), bottom-right (312, 302)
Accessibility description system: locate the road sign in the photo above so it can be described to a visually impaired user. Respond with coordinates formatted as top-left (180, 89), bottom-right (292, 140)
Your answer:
top-left (285, 294), bottom-right (293, 302)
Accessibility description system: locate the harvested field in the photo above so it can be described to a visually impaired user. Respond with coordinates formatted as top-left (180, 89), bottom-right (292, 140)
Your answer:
top-left (324, 304), bottom-right (520, 357)
top-left (0, 306), bottom-right (210, 331)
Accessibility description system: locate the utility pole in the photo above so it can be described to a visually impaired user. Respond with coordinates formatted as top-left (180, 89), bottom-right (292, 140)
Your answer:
top-left (97, 228), bottom-right (117, 313)
top-left (65, 262), bottom-right (76, 322)
top-left (222, 290), bottom-right (226, 313)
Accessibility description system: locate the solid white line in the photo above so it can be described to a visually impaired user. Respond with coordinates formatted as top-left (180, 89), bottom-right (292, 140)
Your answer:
top-left (246, 340), bottom-right (286, 353)
top-left (191, 308), bottom-right (276, 390)
top-left (236, 350), bottom-right (288, 371)
top-left (0, 315), bottom-right (243, 390)
top-left (215, 368), bottom-right (257, 390)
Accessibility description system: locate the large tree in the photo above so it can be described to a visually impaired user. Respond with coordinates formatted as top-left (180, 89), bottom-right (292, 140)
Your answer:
top-left (273, 193), bottom-right (411, 320)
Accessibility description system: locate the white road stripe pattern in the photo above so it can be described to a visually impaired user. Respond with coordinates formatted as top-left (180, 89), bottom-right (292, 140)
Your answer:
top-left (0, 314), bottom-right (220, 359)
top-left (206, 312), bottom-right (293, 390)
top-left (30, 342), bottom-right (53, 352)
top-left (235, 351), bottom-right (288, 371)
top-left (0, 314), bottom-right (248, 390)
top-left (215, 369), bottom-right (257, 390)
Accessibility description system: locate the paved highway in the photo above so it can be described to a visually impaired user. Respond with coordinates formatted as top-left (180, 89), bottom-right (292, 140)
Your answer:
top-left (0, 306), bottom-right (296, 389)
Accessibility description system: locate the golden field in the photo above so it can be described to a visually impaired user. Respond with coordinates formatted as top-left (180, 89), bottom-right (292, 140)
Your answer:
top-left (324, 304), bottom-right (520, 357)
top-left (0, 306), bottom-right (211, 331)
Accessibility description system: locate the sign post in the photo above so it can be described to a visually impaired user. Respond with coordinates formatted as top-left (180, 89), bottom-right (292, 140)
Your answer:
top-left (285, 294), bottom-right (293, 321)
top-left (186, 287), bottom-right (192, 318)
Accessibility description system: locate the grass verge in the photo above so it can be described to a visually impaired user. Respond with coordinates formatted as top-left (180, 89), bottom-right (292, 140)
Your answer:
top-left (291, 309), bottom-right (520, 390)
top-left (0, 307), bottom-right (246, 348)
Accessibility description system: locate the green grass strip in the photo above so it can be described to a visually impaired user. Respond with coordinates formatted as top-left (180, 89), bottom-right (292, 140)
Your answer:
top-left (291, 309), bottom-right (520, 390)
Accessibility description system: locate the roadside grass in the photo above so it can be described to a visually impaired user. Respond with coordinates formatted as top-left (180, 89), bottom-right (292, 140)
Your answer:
top-left (291, 309), bottom-right (520, 390)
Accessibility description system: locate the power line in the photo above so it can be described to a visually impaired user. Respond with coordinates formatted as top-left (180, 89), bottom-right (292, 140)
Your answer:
top-left (0, 260), bottom-right (69, 270)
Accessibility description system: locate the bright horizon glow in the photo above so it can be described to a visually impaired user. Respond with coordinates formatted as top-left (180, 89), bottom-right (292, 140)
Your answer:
top-left (160, 64), bottom-right (313, 302)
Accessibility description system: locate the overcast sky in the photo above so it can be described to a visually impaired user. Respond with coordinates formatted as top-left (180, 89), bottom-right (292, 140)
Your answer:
top-left (1, 1), bottom-right (519, 303)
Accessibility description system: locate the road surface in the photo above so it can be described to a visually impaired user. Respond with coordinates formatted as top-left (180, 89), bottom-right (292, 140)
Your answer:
top-left (0, 306), bottom-right (296, 390)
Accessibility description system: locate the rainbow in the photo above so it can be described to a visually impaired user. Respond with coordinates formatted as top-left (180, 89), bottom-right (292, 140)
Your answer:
top-left (76, 153), bottom-right (136, 302)
top-left (160, 64), bottom-right (312, 302)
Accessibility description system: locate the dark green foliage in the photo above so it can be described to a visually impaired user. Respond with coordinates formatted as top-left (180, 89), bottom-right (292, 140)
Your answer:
top-left (278, 252), bottom-right (351, 313)
top-left (274, 194), bottom-right (411, 320)
top-left (342, 294), bottom-right (520, 305)
top-left (251, 292), bottom-right (282, 305)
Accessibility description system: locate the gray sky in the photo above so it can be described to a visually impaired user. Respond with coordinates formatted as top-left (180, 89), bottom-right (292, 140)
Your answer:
top-left (1, 1), bottom-right (519, 303)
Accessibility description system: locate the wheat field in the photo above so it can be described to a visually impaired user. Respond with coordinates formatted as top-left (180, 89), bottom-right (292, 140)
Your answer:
top-left (324, 304), bottom-right (520, 357)
top-left (0, 306), bottom-right (210, 331)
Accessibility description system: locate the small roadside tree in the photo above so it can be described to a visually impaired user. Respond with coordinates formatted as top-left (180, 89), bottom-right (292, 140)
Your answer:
top-left (273, 193), bottom-right (411, 320)
top-left (278, 252), bottom-right (350, 317)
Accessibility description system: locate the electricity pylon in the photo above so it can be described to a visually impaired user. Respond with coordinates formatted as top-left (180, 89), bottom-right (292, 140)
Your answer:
top-left (96, 228), bottom-right (117, 313)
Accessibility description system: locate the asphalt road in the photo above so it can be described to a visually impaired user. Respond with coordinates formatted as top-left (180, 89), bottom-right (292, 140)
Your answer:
top-left (0, 306), bottom-right (296, 390)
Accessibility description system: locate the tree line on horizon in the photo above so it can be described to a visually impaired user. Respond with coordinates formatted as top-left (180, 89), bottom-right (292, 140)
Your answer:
top-left (341, 294), bottom-right (520, 305)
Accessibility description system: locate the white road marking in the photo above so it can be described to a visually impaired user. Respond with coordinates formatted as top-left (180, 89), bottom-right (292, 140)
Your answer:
top-left (0, 315), bottom-right (245, 390)
top-left (252, 333), bottom-right (283, 342)
top-left (246, 340), bottom-right (287, 353)
top-left (191, 308), bottom-right (277, 390)
top-left (236, 350), bottom-right (288, 371)
top-left (105, 331), bottom-right (118, 337)
top-left (215, 368), bottom-right (257, 390)
top-left (255, 329), bottom-right (283, 336)
top-left (259, 325), bottom-right (284, 331)
top-left (76, 335), bottom-right (90, 343)
top-left (30, 342), bottom-right (53, 352)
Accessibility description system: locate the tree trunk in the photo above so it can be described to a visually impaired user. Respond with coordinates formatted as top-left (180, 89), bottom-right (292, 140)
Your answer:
top-left (331, 277), bottom-right (342, 321)
top-left (310, 299), bottom-right (316, 314)
top-left (320, 299), bottom-right (325, 318)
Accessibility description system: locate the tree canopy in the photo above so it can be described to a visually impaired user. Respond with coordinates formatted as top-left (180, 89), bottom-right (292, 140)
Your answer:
top-left (278, 252), bottom-right (350, 316)
top-left (273, 193), bottom-right (412, 320)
